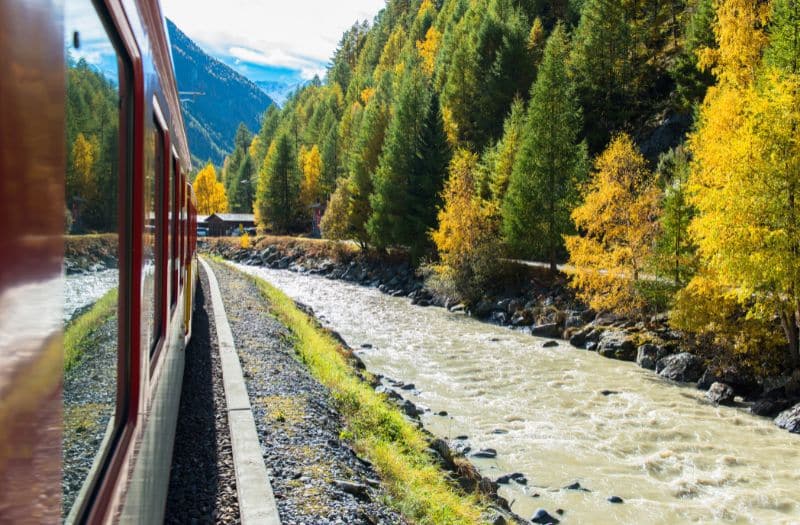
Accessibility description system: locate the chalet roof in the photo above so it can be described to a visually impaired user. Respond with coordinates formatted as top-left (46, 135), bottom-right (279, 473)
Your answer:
top-left (208, 213), bottom-right (255, 223)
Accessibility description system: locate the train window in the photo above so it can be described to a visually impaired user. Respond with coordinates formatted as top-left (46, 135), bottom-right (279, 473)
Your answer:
top-left (63, 0), bottom-right (122, 519)
top-left (148, 117), bottom-right (168, 357)
top-left (170, 156), bottom-right (179, 307)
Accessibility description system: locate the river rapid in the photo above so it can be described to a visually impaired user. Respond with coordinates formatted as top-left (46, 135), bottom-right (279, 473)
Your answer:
top-left (235, 263), bottom-right (800, 524)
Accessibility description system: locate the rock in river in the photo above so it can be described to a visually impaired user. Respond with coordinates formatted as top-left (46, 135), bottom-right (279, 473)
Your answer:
top-left (774, 402), bottom-right (800, 433)
top-left (706, 382), bottom-right (735, 406)
top-left (597, 331), bottom-right (637, 361)
top-left (531, 508), bottom-right (560, 524)
top-left (656, 352), bottom-right (706, 383)
top-left (636, 343), bottom-right (660, 370)
top-left (472, 448), bottom-right (498, 459)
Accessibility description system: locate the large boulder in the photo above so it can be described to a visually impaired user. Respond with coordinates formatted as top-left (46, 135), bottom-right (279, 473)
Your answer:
top-left (774, 402), bottom-right (800, 433)
top-left (597, 331), bottom-right (637, 361)
top-left (636, 343), bottom-right (660, 370)
top-left (531, 323), bottom-right (562, 338)
top-left (706, 382), bottom-right (735, 405)
top-left (656, 352), bottom-right (706, 383)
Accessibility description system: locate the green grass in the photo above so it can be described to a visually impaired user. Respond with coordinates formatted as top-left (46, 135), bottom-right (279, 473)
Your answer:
top-left (64, 288), bottom-right (117, 372)
top-left (220, 260), bottom-right (487, 525)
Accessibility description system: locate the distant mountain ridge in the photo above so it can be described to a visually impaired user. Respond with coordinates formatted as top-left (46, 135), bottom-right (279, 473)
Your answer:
top-left (166, 19), bottom-right (274, 167)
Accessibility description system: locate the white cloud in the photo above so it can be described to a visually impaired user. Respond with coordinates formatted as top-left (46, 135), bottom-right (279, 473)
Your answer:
top-left (162, 0), bottom-right (385, 75)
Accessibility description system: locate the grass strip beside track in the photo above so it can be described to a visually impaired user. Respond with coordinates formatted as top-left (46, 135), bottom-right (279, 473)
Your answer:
top-left (220, 260), bottom-right (487, 525)
top-left (64, 288), bottom-right (117, 372)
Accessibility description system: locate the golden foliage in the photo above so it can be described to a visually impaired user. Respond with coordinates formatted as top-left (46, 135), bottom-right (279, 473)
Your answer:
top-left (248, 135), bottom-right (261, 159)
top-left (565, 134), bottom-right (661, 315)
top-left (193, 163), bottom-right (229, 215)
top-left (72, 132), bottom-right (98, 196)
top-left (416, 26), bottom-right (442, 77)
top-left (696, 0), bottom-right (769, 87)
top-left (360, 87), bottom-right (375, 105)
top-left (299, 145), bottom-right (323, 211)
top-left (430, 150), bottom-right (501, 302)
top-left (239, 231), bottom-right (251, 249)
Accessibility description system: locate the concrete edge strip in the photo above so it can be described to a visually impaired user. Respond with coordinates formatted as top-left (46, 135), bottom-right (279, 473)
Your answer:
top-left (199, 257), bottom-right (281, 525)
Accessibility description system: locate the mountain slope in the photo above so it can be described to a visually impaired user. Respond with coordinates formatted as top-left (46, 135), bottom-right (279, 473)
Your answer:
top-left (167, 19), bottom-right (274, 167)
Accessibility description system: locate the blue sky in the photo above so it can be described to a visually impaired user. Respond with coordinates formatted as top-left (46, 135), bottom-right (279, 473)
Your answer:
top-left (161, 0), bottom-right (386, 94)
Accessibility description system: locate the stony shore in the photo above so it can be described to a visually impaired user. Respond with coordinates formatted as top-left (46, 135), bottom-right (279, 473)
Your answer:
top-left (207, 259), bottom-right (528, 525)
top-left (204, 238), bottom-right (800, 436)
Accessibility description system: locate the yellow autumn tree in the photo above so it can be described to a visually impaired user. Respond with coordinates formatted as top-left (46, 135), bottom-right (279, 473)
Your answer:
top-left (298, 145), bottom-right (323, 212)
top-left (416, 26), bottom-right (442, 76)
top-left (430, 150), bottom-right (502, 303)
top-left (193, 163), bottom-right (228, 215)
top-left (565, 134), bottom-right (661, 316)
top-left (676, 0), bottom-right (800, 368)
top-left (72, 132), bottom-right (98, 197)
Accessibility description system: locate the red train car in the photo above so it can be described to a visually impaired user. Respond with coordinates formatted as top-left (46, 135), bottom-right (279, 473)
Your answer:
top-left (0, 0), bottom-right (197, 522)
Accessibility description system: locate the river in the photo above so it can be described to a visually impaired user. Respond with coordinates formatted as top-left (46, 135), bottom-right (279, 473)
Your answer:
top-left (235, 263), bottom-right (800, 524)
top-left (64, 269), bottom-right (118, 322)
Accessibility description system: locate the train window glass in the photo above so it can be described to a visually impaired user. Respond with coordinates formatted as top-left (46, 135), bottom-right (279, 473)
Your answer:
top-left (170, 157), bottom-right (178, 307)
top-left (149, 121), bottom-right (167, 357)
top-left (63, 0), bottom-right (121, 518)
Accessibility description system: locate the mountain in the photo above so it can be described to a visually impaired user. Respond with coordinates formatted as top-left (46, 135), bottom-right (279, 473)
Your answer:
top-left (255, 80), bottom-right (305, 106)
top-left (166, 19), bottom-right (274, 167)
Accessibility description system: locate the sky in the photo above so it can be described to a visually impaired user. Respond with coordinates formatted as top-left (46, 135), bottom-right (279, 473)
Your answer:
top-left (161, 0), bottom-right (386, 99)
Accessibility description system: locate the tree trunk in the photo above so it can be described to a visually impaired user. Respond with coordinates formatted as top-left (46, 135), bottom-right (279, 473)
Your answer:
top-left (780, 308), bottom-right (800, 369)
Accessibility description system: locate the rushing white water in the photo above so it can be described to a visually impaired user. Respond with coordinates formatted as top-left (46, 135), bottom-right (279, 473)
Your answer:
top-left (64, 269), bottom-right (118, 322)
top-left (236, 263), bottom-right (800, 524)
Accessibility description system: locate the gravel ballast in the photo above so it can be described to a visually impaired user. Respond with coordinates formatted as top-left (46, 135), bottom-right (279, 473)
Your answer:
top-left (62, 315), bottom-right (117, 517)
top-left (208, 260), bottom-right (407, 525)
top-left (165, 271), bottom-right (240, 524)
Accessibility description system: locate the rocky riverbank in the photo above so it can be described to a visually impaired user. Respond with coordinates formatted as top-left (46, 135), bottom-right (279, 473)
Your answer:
top-left (64, 234), bottom-right (118, 275)
top-left (204, 238), bottom-right (800, 436)
top-left (208, 258), bottom-right (529, 525)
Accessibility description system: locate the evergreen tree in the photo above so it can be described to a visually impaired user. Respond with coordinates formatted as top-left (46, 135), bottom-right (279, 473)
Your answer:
top-left (571, 0), bottom-right (635, 151)
top-left (672, 0), bottom-right (716, 109)
top-left (255, 132), bottom-right (300, 233)
top-left (502, 24), bottom-right (588, 270)
top-left (252, 105), bottom-right (281, 170)
top-left (228, 154), bottom-right (255, 213)
top-left (766, 0), bottom-right (800, 74)
top-left (367, 64), bottom-right (450, 258)
top-left (652, 145), bottom-right (696, 286)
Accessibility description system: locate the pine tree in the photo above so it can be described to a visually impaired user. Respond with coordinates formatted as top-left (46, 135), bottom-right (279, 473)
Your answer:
top-left (255, 132), bottom-right (299, 233)
top-left (571, 0), bottom-right (635, 151)
top-left (502, 24), bottom-right (588, 270)
top-left (652, 145), bottom-right (696, 286)
top-left (487, 98), bottom-right (526, 203)
top-left (230, 154), bottom-right (256, 213)
top-left (367, 64), bottom-right (450, 258)
top-left (672, 0), bottom-right (716, 109)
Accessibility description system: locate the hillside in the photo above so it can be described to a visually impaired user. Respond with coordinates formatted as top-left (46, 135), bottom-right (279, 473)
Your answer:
top-left (166, 19), bottom-right (273, 167)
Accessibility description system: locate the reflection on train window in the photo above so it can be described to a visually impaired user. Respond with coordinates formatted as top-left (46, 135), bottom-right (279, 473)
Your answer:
top-left (148, 122), bottom-right (167, 356)
top-left (170, 157), bottom-right (178, 307)
top-left (63, 0), bottom-right (120, 519)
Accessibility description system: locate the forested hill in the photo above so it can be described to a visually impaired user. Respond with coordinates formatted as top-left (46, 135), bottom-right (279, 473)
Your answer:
top-left (166, 19), bottom-right (274, 167)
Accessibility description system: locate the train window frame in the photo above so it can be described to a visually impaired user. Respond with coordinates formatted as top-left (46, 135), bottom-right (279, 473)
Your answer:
top-left (170, 152), bottom-right (180, 308)
top-left (63, 0), bottom-right (133, 521)
top-left (151, 101), bottom-right (170, 364)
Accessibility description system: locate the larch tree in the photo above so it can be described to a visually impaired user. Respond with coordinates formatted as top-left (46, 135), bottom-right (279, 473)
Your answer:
top-left (193, 163), bottom-right (229, 215)
top-left (679, 0), bottom-right (800, 367)
top-left (565, 133), bottom-right (661, 316)
top-left (299, 144), bottom-right (324, 212)
top-left (486, 97), bottom-right (526, 203)
top-left (430, 149), bottom-right (502, 303)
top-left (255, 132), bottom-right (299, 234)
top-left (502, 24), bottom-right (588, 271)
